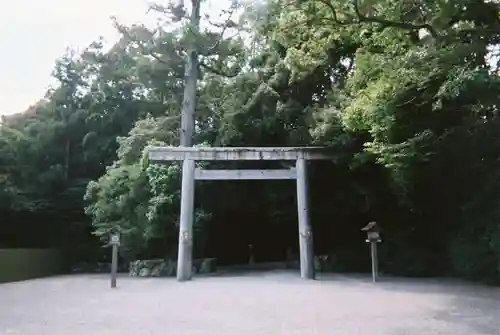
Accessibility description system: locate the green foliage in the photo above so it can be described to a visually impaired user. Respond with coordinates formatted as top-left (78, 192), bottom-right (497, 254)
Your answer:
top-left (84, 163), bottom-right (149, 253)
top-left (3, 0), bottom-right (500, 281)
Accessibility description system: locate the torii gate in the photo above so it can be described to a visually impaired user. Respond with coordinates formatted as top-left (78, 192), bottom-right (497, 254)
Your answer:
top-left (148, 146), bottom-right (333, 281)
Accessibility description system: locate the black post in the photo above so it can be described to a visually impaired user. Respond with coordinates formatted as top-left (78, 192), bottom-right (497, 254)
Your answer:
top-left (370, 241), bottom-right (378, 283)
top-left (109, 233), bottom-right (120, 288)
top-left (111, 244), bottom-right (118, 288)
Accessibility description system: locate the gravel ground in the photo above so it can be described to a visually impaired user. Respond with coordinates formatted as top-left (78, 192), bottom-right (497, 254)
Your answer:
top-left (1, 270), bottom-right (499, 335)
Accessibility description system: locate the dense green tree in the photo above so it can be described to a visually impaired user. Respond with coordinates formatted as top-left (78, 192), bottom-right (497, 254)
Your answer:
top-left (275, 0), bottom-right (500, 277)
top-left (2, 0), bottom-right (500, 281)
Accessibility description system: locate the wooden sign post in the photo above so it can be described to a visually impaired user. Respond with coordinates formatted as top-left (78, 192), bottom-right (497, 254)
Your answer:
top-left (109, 233), bottom-right (120, 288)
top-left (361, 222), bottom-right (381, 283)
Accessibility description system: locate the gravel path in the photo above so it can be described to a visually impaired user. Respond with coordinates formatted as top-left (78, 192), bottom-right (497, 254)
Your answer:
top-left (1, 270), bottom-right (499, 335)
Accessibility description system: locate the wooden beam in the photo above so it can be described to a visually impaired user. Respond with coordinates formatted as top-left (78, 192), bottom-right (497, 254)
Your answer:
top-left (194, 168), bottom-right (297, 180)
top-left (149, 146), bottom-right (332, 162)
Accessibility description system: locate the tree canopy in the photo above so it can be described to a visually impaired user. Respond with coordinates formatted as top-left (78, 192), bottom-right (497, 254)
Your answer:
top-left (2, 0), bottom-right (500, 281)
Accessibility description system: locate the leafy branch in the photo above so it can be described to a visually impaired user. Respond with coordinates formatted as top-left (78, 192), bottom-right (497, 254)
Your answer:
top-left (148, 2), bottom-right (187, 22)
top-left (316, 0), bottom-right (438, 38)
top-left (202, 5), bottom-right (239, 55)
top-left (199, 61), bottom-right (239, 78)
top-left (112, 18), bottom-right (184, 64)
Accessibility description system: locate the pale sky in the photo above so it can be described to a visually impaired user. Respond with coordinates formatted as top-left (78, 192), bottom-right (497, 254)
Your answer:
top-left (0, 0), bottom-right (243, 116)
top-left (0, 0), bottom-right (160, 116)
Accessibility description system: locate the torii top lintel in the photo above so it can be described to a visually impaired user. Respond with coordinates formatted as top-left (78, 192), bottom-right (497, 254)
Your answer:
top-left (148, 146), bottom-right (334, 162)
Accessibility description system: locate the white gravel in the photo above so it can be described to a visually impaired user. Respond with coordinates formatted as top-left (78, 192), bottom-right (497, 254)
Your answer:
top-left (1, 270), bottom-right (499, 335)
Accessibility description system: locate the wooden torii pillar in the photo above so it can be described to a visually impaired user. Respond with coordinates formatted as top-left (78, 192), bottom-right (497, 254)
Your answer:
top-left (148, 146), bottom-right (332, 281)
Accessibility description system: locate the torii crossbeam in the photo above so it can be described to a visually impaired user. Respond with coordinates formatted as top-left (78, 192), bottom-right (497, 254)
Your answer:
top-left (148, 146), bottom-right (334, 281)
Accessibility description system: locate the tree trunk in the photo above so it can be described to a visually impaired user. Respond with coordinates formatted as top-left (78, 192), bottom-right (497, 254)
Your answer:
top-left (179, 0), bottom-right (200, 147)
top-left (177, 0), bottom-right (201, 281)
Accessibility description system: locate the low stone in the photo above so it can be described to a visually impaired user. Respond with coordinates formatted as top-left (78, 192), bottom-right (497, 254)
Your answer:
top-left (129, 258), bottom-right (217, 277)
top-left (199, 258), bottom-right (217, 274)
top-left (138, 267), bottom-right (151, 277)
top-left (129, 261), bottom-right (139, 276)
top-left (313, 254), bottom-right (336, 272)
top-left (150, 263), bottom-right (166, 277)
top-left (129, 259), bottom-right (165, 277)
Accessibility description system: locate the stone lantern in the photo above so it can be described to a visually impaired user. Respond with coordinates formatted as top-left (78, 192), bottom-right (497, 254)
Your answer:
top-left (361, 221), bottom-right (381, 282)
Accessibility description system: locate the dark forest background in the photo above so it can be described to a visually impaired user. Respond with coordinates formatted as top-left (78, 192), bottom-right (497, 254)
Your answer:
top-left (2, 0), bottom-right (500, 282)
